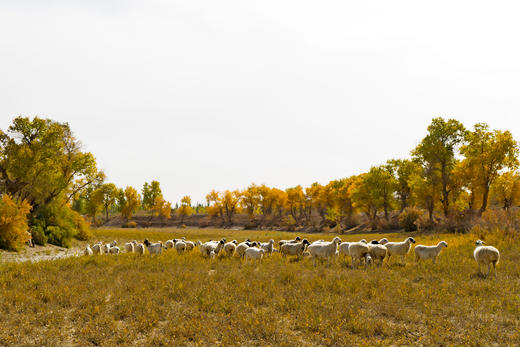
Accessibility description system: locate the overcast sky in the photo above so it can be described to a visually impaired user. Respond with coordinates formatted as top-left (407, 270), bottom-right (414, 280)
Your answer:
top-left (1, 0), bottom-right (519, 204)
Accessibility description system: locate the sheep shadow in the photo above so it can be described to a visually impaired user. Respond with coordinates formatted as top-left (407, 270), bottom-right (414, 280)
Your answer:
top-left (470, 272), bottom-right (494, 280)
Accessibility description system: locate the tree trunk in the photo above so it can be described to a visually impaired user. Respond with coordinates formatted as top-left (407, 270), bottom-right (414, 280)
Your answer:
top-left (441, 162), bottom-right (450, 217)
top-left (479, 184), bottom-right (490, 216)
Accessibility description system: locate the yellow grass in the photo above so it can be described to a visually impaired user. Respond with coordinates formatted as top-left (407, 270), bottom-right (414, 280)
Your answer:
top-left (0, 228), bottom-right (519, 346)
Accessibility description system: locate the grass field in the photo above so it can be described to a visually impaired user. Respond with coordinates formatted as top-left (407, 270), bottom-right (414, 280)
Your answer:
top-left (1, 228), bottom-right (519, 346)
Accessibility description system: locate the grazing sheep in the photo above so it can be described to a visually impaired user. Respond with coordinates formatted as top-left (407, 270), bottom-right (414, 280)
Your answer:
top-left (307, 237), bottom-right (342, 265)
top-left (200, 239), bottom-right (226, 257)
top-left (474, 240), bottom-right (500, 278)
top-left (184, 241), bottom-right (196, 251)
top-left (174, 240), bottom-right (187, 254)
top-left (224, 240), bottom-right (237, 257)
top-left (164, 240), bottom-right (175, 249)
top-left (209, 250), bottom-right (216, 259)
top-left (84, 244), bottom-right (93, 256)
top-left (136, 243), bottom-right (146, 255)
top-left (245, 247), bottom-right (265, 262)
top-left (379, 238), bottom-right (389, 245)
top-left (367, 243), bottom-right (387, 266)
top-left (235, 241), bottom-right (253, 258)
top-left (144, 239), bottom-right (163, 255)
top-left (414, 241), bottom-right (448, 264)
top-left (92, 243), bottom-right (103, 255)
top-left (259, 239), bottom-right (275, 255)
top-left (280, 239), bottom-right (310, 258)
top-left (109, 246), bottom-right (120, 254)
top-left (347, 241), bottom-right (371, 268)
top-left (124, 242), bottom-right (135, 253)
top-left (279, 236), bottom-right (302, 249)
top-left (109, 240), bottom-right (117, 247)
top-left (102, 243), bottom-right (112, 254)
top-left (385, 237), bottom-right (416, 264)
top-left (364, 253), bottom-right (373, 266)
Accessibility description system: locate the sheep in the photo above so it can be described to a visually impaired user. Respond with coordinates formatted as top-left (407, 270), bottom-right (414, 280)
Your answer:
top-left (209, 250), bottom-right (216, 259)
top-left (385, 237), bottom-right (416, 264)
top-left (109, 240), bottom-right (117, 247)
top-left (347, 241), bottom-right (371, 268)
top-left (109, 246), bottom-right (120, 254)
top-left (144, 239), bottom-right (163, 255)
top-left (474, 240), bottom-right (500, 278)
top-left (280, 239), bottom-right (310, 258)
top-left (364, 253), bottom-right (373, 266)
top-left (414, 241), bottom-right (448, 264)
top-left (136, 243), bottom-right (146, 255)
top-left (367, 243), bottom-right (387, 266)
top-left (259, 239), bottom-right (275, 255)
top-left (92, 243), bottom-right (103, 255)
top-left (102, 243), bottom-right (111, 254)
top-left (379, 238), bottom-right (389, 245)
top-left (184, 241), bottom-right (196, 251)
top-left (84, 244), bottom-right (93, 256)
top-left (124, 242), bottom-right (135, 253)
top-left (245, 247), bottom-right (265, 262)
top-left (223, 240), bottom-right (237, 257)
top-left (307, 237), bottom-right (342, 265)
top-left (278, 236), bottom-right (301, 249)
top-left (235, 241), bottom-right (253, 258)
top-left (174, 240), bottom-right (187, 254)
top-left (164, 240), bottom-right (175, 249)
top-left (200, 239), bottom-right (226, 257)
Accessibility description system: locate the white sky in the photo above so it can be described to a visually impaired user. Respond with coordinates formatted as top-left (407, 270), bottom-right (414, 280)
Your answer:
top-left (1, 0), bottom-right (520, 204)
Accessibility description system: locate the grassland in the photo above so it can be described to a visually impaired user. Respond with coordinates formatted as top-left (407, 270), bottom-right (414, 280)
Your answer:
top-left (1, 228), bottom-right (519, 346)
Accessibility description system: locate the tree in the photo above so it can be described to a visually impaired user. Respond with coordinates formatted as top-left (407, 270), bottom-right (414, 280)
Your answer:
top-left (97, 183), bottom-right (118, 222)
top-left (285, 185), bottom-right (305, 224)
top-left (122, 187), bottom-right (141, 220)
top-left (0, 117), bottom-right (104, 212)
top-left (152, 195), bottom-right (172, 220)
top-left (142, 181), bottom-right (162, 210)
top-left (352, 166), bottom-right (396, 222)
top-left (387, 159), bottom-right (420, 212)
top-left (241, 184), bottom-right (261, 220)
top-left (0, 195), bottom-right (32, 251)
top-left (221, 190), bottom-right (241, 225)
top-left (85, 187), bottom-right (104, 224)
top-left (460, 123), bottom-right (519, 214)
top-left (176, 196), bottom-right (193, 223)
top-left (413, 117), bottom-right (466, 216)
top-left (490, 171), bottom-right (520, 211)
top-left (410, 162), bottom-right (440, 223)
top-left (329, 176), bottom-right (361, 226)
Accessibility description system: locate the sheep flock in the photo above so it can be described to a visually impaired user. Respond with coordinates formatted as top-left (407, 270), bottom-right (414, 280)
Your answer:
top-left (84, 236), bottom-right (500, 278)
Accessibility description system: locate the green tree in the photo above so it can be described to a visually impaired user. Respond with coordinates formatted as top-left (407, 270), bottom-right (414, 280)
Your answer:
top-left (413, 117), bottom-right (466, 216)
top-left (142, 181), bottom-right (162, 210)
top-left (460, 123), bottom-right (519, 214)
top-left (387, 159), bottom-right (420, 212)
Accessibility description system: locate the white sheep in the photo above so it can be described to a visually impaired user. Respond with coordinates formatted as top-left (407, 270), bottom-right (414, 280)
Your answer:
top-left (307, 237), bottom-right (342, 265)
top-left (379, 238), bottom-right (389, 245)
top-left (164, 240), bottom-right (175, 249)
top-left (184, 241), bottom-right (196, 251)
top-left (109, 246), bottom-right (120, 254)
top-left (367, 243), bottom-right (387, 266)
top-left (200, 239), bottom-right (226, 257)
top-left (235, 241), bottom-right (254, 258)
top-left (280, 239), bottom-right (310, 258)
top-left (92, 243), bottom-right (103, 255)
top-left (174, 240), bottom-right (187, 254)
top-left (209, 250), bottom-right (216, 259)
top-left (223, 240), bottom-right (237, 257)
top-left (103, 243), bottom-right (111, 254)
top-left (259, 239), bottom-right (275, 255)
top-left (347, 241), bottom-right (370, 268)
top-left (278, 236), bottom-right (301, 249)
top-left (136, 243), bottom-right (146, 255)
top-left (385, 237), bottom-right (416, 264)
top-left (245, 247), bottom-right (265, 262)
top-left (124, 242), bottom-right (135, 253)
top-left (110, 240), bottom-right (117, 247)
top-left (414, 241), bottom-right (448, 264)
top-left (144, 239), bottom-right (163, 255)
top-left (84, 244), bottom-right (93, 256)
top-left (474, 240), bottom-right (500, 278)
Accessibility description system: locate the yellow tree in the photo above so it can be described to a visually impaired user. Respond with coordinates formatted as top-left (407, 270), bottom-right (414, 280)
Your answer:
top-left (206, 190), bottom-right (223, 220)
top-left (0, 195), bottom-right (32, 251)
top-left (176, 196), bottom-right (193, 223)
top-left (352, 166), bottom-right (396, 222)
top-left (86, 187), bottom-right (104, 224)
top-left (240, 184), bottom-right (260, 220)
top-left (221, 190), bottom-right (242, 225)
top-left (152, 195), bottom-right (172, 220)
top-left (490, 171), bottom-right (520, 211)
top-left (461, 123), bottom-right (519, 214)
top-left (122, 186), bottom-right (141, 221)
top-left (330, 175), bottom-right (361, 226)
top-left (286, 185), bottom-right (305, 224)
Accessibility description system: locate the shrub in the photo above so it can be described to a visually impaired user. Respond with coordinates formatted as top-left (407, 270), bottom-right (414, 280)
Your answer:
top-left (399, 207), bottom-right (421, 232)
top-left (180, 224), bottom-right (187, 229)
top-left (122, 221), bottom-right (137, 228)
top-left (45, 226), bottom-right (74, 248)
top-left (0, 195), bottom-right (32, 251)
top-left (282, 215), bottom-right (297, 231)
top-left (30, 222), bottom-right (48, 246)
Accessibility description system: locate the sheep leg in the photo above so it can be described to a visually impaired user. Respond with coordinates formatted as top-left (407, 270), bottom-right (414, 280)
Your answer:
top-left (486, 263), bottom-right (491, 278)
top-left (492, 262), bottom-right (497, 278)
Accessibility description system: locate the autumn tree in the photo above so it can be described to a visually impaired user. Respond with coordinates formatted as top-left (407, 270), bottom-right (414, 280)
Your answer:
top-left (490, 171), bottom-right (520, 211)
top-left (152, 195), bottom-right (172, 220)
top-left (85, 187), bottom-right (104, 223)
top-left (460, 123), bottom-right (519, 214)
top-left (221, 190), bottom-right (242, 225)
top-left (241, 184), bottom-right (261, 220)
top-left (286, 185), bottom-right (306, 224)
top-left (176, 196), bottom-right (193, 223)
top-left (410, 162), bottom-right (440, 223)
top-left (387, 159), bottom-right (420, 212)
top-left (122, 186), bottom-right (141, 220)
top-left (329, 176), bottom-right (361, 227)
top-left (206, 190), bottom-right (224, 220)
top-left (413, 117), bottom-right (466, 216)
top-left (352, 166), bottom-right (396, 222)
top-left (142, 181), bottom-right (162, 210)
top-left (0, 195), bottom-right (32, 251)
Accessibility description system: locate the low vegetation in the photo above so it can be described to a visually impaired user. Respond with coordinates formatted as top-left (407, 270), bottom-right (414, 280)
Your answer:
top-left (1, 228), bottom-right (519, 345)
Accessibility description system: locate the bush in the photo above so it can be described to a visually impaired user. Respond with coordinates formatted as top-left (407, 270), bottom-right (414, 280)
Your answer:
top-left (46, 226), bottom-right (74, 248)
top-left (282, 215), bottom-right (297, 231)
top-left (399, 207), bottom-right (421, 232)
top-left (0, 195), bottom-right (32, 251)
top-left (180, 224), bottom-right (187, 229)
top-left (122, 221), bottom-right (137, 228)
top-left (30, 223), bottom-right (48, 246)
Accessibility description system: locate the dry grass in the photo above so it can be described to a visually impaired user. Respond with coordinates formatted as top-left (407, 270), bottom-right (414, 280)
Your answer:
top-left (1, 228), bottom-right (519, 346)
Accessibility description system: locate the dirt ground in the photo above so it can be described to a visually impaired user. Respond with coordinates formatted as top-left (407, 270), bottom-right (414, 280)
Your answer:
top-left (0, 243), bottom-right (83, 263)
